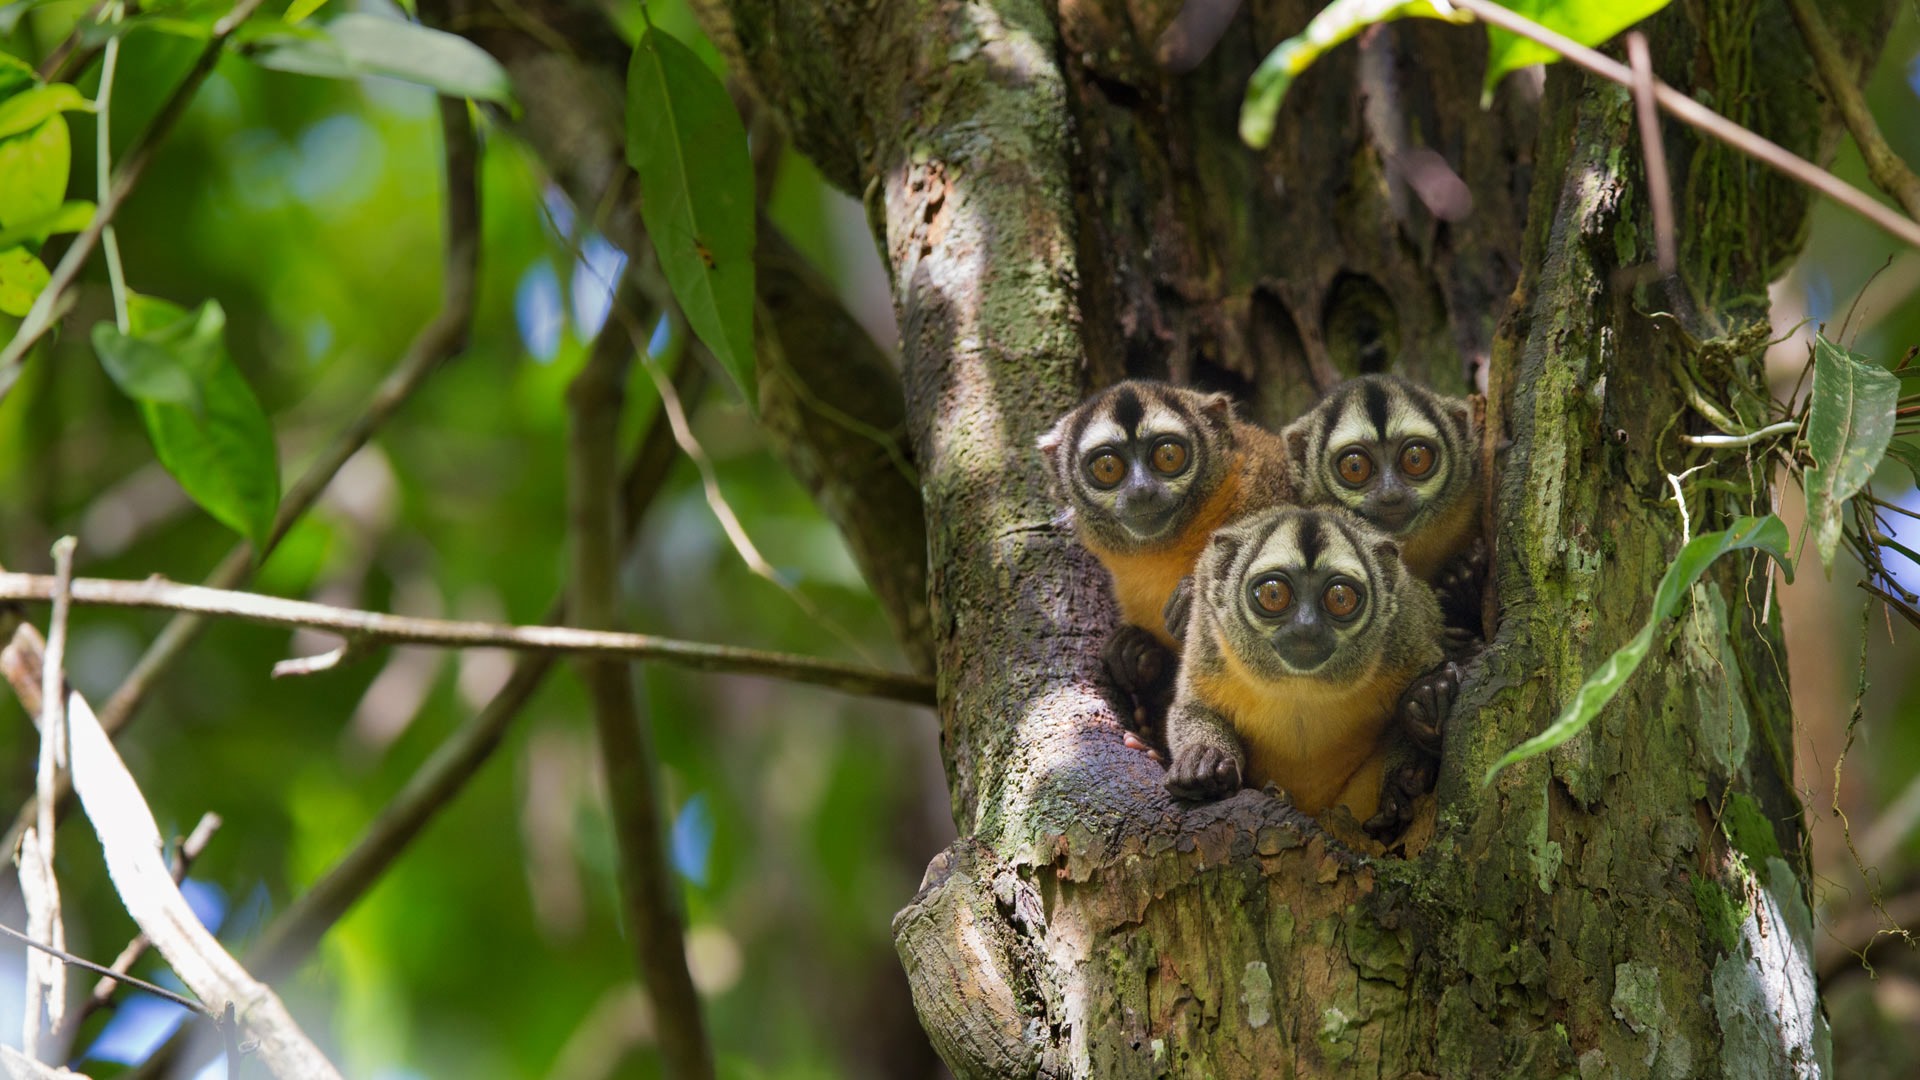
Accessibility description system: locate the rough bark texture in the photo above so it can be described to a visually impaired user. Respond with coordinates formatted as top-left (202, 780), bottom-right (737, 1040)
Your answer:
top-left (447, 0), bottom-right (1900, 1073)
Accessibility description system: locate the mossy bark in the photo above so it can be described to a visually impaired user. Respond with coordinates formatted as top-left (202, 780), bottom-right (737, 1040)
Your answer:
top-left (461, 0), bottom-right (1899, 1072)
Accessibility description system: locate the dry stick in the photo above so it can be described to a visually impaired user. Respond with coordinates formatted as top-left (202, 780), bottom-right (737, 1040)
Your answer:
top-left (0, 573), bottom-right (935, 705)
top-left (1784, 0), bottom-right (1920, 222)
top-left (1624, 33), bottom-right (1676, 276)
top-left (0, 923), bottom-right (212, 1020)
top-left (567, 289), bottom-right (715, 1080)
top-left (0, 96), bottom-right (484, 864)
top-left (134, 349), bottom-right (707, 1080)
top-left (1448, 0), bottom-right (1920, 251)
top-left (0, 0), bottom-right (271, 396)
top-left (20, 539), bottom-right (76, 1061)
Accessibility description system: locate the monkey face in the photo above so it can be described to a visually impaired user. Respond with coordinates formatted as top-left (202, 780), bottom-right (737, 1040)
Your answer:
top-left (1288, 375), bottom-right (1473, 540)
top-left (1038, 381), bottom-right (1235, 551)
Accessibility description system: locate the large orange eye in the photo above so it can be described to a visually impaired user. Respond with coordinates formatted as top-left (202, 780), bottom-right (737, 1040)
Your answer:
top-left (1086, 451), bottom-right (1125, 489)
top-left (1335, 449), bottom-right (1374, 488)
top-left (1150, 438), bottom-right (1190, 476)
top-left (1250, 576), bottom-right (1292, 615)
top-left (1322, 581), bottom-right (1362, 619)
top-left (1399, 440), bottom-right (1437, 479)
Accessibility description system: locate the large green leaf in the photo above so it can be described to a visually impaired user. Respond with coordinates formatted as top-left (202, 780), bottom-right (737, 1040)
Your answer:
top-left (113, 297), bottom-right (281, 549)
top-left (0, 83), bottom-right (92, 139)
top-left (247, 13), bottom-right (513, 103)
top-left (0, 114), bottom-right (71, 229)
top-left (93, 302), bottom-right (227, 414)
top-left (0, 246), bottom-right (48, 316)
top-left (1804, 334), bottom-right (1899, 572)
top-left (1239, 0), bottom-right (1469, 149)
top-left (1484, 515), bottom-right (1791, 784)
top-left (625, 24), bottom-right (756, 401)
top-left (0, 199), bottom-right (94, 249)
top-left (1483, 0), bottom-right (1673, 100)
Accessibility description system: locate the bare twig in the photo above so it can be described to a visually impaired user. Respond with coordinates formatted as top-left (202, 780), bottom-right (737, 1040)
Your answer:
top-left (1624, 33), bottom-right (1676, 275)
top-left (1783, 0), bottom-right (1920, 222)
top-left (0, 923), bottom-right (214, 1020)
top-left (0, 96), bottom-right (485, 862)
top-left (0, 0), bottom-right (271, 396)
top-left (1681, 420), bottom-right (1801, 448)
top-left (64, 674), bottom-right (340, 1078)
top-left (0, 572), bottom-right (935, 705)
top-left (20, 538), bottom-right (76, 1060)
top-left (568, 288), bottom-right (715, 1080)
top-left (1451, 0), bottom-right (1920, 251)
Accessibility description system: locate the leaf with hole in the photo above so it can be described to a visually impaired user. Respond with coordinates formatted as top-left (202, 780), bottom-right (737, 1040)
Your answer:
top-left (246, 13), bottom-right (513, 104)
top-left (1804, 334), bottom-right (1898, 573)
top-left (1482, 0), bottom-right (1674, 101)
top-left (0, 113), bottom-right (70, 229)
top-left (626, 23), bottom-right (756, 401)
top-left (0, 246), bottom-right (48, 316)
top-left (1239, 0), bottom-right (1469, 149)
top-left (113, 296), bottom-right (281, 549)
top-left (1483, 515), bottom-right (1790, 785)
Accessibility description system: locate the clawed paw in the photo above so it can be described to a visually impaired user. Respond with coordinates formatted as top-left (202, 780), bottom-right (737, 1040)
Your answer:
top-left (1398, 660), bottom-right (1461, 756)
top-left (1103, 624), bottom-right (1175, 754)
top-left (1165, 745), bottom-right (1242, 801)
top-left (1364, 758), bottom-right (1437, 841)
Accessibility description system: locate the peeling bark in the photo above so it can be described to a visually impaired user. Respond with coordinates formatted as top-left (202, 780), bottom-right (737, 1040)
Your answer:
top-left (447, 0), bottom-right (1901, 1073)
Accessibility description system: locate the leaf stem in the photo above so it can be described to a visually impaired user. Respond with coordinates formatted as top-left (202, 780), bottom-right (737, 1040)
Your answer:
top-left (97, 1), bottom-right (130, 333)
top-left (1680, 419), bottom-right (1801, 449)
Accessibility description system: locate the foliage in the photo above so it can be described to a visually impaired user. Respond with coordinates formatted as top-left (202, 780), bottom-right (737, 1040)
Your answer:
top-left (1806, 334), bottom-right (1900, 571)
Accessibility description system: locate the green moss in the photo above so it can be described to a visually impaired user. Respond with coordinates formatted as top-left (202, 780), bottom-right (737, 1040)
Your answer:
top-left (1690, 876), bottom-right (1748, 954)
top-left (1721, 792), bottom-right (1784, 865)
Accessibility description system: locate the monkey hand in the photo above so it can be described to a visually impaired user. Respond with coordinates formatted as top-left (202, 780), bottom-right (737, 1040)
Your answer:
top-left (1397, 659), bottom-right (1461, 756)
top-left (1102, 624), bottom-right (1175, 758)
top-left (1164, 744), bottom-right (1242, 800)
top-left (1364, 754), bottom-right (1437, 842)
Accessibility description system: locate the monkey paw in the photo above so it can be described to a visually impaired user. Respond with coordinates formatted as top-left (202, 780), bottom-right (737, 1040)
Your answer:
top-left (1103, 624), bottom-right (1175, 753)
top-left (1165, 745), bottom-right (1242, 801)
top-left (1398, 660), bottom-right (1461, 756)
top-left (1436, 537), bottom-right (1488, 629)
top-left (1364, 756), bottom-right (1437, 842)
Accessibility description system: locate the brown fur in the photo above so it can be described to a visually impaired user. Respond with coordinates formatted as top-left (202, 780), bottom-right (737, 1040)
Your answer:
top-left (1399, 472), bottom-right (1483, 580)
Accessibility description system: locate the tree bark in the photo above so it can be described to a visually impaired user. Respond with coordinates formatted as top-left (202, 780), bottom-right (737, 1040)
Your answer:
top-left (448, 0), bottom-right (1902, 1073)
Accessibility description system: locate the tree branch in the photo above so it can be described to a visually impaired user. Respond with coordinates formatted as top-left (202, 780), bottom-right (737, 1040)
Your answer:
top-left (0, 0), bottom-right (270, 395)
top-left (1783, 0), bottom-right (1920, 222)
top-left (0, 571), bottom-right (936, 706)
top-left (567, 279), bottom-right (715, 1080)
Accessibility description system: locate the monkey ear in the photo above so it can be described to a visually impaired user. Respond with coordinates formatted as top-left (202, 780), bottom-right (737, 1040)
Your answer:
top-left (1036, 417), bottom-right (1067, 456)
top-left (1198, 392), bottom-right (1236, 427)
top-left (1286, 427), bottom-right (1311, 473)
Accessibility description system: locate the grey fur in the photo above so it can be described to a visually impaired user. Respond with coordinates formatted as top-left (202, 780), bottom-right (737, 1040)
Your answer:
top-left (1281, 374), bottom-right (1477, 546)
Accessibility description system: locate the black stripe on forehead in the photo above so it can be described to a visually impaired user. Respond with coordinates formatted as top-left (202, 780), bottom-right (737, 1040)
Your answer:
top-left (1361, 380), bottom-right (1392, 441)
top-left (1296, 513), bottom-right (1327, 568)
top-left (1403, 384), bottom-right (1445, 436)
top-left (1112, 386), bottom-right (1145, 436)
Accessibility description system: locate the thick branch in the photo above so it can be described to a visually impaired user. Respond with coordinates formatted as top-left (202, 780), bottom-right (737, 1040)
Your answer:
top-left (1784, 0), bottom-right (1920, 222)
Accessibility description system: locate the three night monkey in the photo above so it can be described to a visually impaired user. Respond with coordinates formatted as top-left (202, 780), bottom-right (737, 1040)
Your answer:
top-left (1039, 375), bottom-right (1484, 835)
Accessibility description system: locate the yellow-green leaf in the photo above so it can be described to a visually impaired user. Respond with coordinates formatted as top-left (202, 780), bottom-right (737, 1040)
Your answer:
top-left (285, 0), bottom-right (329, 25)
top-left (625, 24), bottom-right (756, 401)
top-left (0, 199), bottom-right (94, 249)
top-left (0, 83), bottom-right (92, 140)
top-left (1483, 0), bottom-right (1673, 101)
top-left (0, 114), bottom-right (71, 229)
top-left (0, 246), bottom-right (49, 316)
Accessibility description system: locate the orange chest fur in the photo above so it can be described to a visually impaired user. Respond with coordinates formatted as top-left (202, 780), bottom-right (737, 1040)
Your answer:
top-left (1084, 463), bottom-right (1247, 647)
top-left (1195, 644), bottom-right (1412, 815)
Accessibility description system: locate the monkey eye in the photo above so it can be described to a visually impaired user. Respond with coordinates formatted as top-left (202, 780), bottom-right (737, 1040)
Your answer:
top-left (1086, 450), bottom-right (1126, 489)
top-left (1322, 579), bottom-right (1363, 620)
top-left (1334, 448), bottom-right (1374, 488)
top-left (1249, 575), bottom-right (1293, 616)
top-left (1399, 440), bottom-right (1437, 479)
top-left (1150, 437), bottom-right (1190, 477)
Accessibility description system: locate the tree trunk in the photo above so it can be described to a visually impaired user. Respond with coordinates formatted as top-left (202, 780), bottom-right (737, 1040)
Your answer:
top-left (450, 0), bottom-right (1901, 1073)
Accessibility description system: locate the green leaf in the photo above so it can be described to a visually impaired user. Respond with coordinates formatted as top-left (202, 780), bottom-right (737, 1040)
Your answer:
top-left (625, 25), bottom-right (757, 400)
top-left (1483, 515), bottom-right (1790, 785)
top-left (1483, 0), bottom-right (1673, 101)
top-left (285, 0), bottom-right (329, 24)
top-left (0, 246), bottom-right (49, 316)
top-left (1804, 334), bottom-right (1899, 572)
top-left (0, 199), bottom-right (94, 249)
top-left (1240, 0), bottom-right (1469, 149)
top-left (0, 114), bottom-right (71, 229)
top-left (247, 13), bottom-right (514, 104)
top-left (0, 83), bottom-right (93, 140)
top-left (1884, 439), bottom-right (1920, 486)
top-left (93, 302), bottom-right (227, 414)
top-left (119, 296), bottom-right (281, 548)
top-left (0, 53), bottom-right (33, 97)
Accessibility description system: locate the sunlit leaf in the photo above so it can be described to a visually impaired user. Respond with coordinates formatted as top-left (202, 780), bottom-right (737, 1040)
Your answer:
top-left (0, 83), bottom-right (93, 139)
top-left (0, 246), bottom-right (49, 316)
top-left (1240, 0), bottom-right (1469, 149)
top-left (0, 114), bottom-right (71, 229)
top-left (1804, 334), bottom-right (1898, 572)
top-left (0, 199), bottom-right (94, 249)
top-left (285, 0), bottom-right (329, 24)
top-left (1483, 0), bottom-right (1673, 100)
top-left (247, 13), bottom-right (514, 104)
top-left (625, 24), bottom-right (756, 400)
top-left (117, 296), bottom-right (281, 548)
top-left (1484, 515), bottom-right (1790, 784)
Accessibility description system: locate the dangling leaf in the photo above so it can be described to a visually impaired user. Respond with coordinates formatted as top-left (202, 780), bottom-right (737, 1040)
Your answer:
top-left (625, 23), bottom-right (757, 402)
top-left (105, 297), bottom-right (282, 549)
top-left (1482, 0), bottom-right (1673, 101)
top-left (1484, 515), bottom-right (1790, 785)
top-left (1804, 334), bottom-right (1898, 572)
